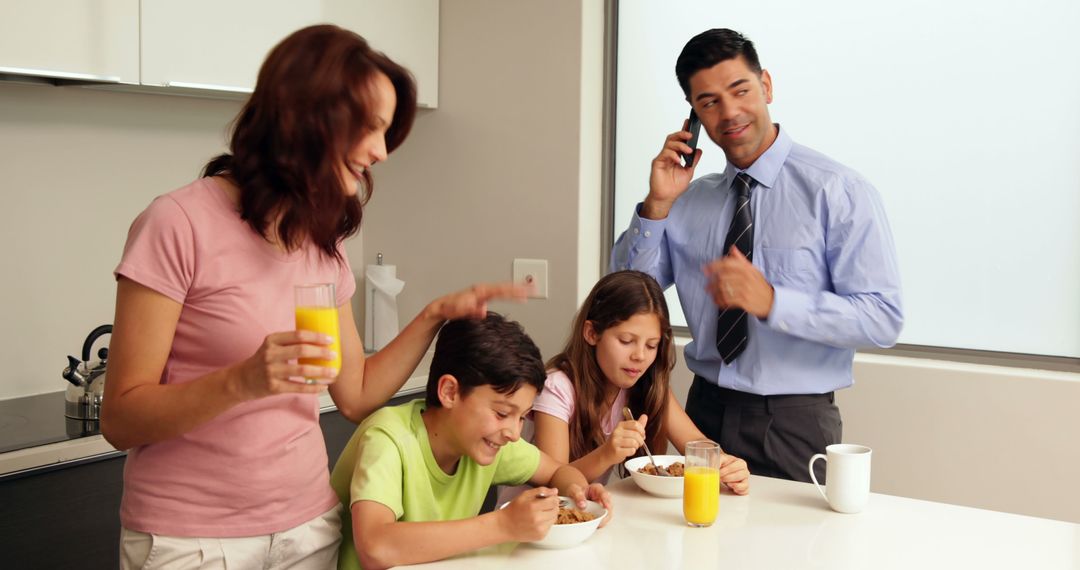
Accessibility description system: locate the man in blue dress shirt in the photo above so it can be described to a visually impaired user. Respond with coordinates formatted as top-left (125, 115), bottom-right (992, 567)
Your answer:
top-left (612, 28), bottom-right (903, 482)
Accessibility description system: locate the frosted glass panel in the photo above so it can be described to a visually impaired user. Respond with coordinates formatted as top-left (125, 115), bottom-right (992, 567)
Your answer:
top-left (614, 0), bottom-right (1080, 357)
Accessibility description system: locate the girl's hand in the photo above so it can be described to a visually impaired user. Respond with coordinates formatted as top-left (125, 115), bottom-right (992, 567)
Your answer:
top-left (585, 483), bottom-right (614, 528)
top-left (500, 487), bottom-right (559, 542)
top-left (565, 483), bottom-right (614, 528)
top-left (603, 414), bottom-right (647, 463)
top-left (234, 330), bottom-right (338, 399)
top-left (425, 282), bottom-right (530, 321)
top-left (719, 453), bottom-right (750, 495)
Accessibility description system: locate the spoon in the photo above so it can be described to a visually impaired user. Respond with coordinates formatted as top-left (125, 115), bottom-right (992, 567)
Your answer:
top-left (536, 491), bottom-right (572, 509)
top-left (622, 407), bottom-right (669, 476)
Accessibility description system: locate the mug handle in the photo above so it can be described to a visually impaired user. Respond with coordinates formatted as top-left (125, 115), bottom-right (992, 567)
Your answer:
top-left (808, 453), bottom-right (828, 502)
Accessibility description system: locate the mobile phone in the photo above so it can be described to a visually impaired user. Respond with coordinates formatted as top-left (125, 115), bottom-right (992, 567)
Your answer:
top-left (682, 109), bottom-right (701, 167)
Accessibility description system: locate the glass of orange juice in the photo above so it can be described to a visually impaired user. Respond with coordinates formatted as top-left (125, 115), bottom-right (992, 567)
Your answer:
top-left (683, 440), bottom-right (720, 527)
top-left (294, 283), bottom-right (342, 384)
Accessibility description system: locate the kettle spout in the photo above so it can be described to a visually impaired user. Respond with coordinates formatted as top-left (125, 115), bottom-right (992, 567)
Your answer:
top-left (63, 355), bottom-right (86, 387)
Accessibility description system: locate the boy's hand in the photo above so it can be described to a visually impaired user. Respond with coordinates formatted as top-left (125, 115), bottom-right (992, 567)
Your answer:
top-left (500, 487), bottom-right (558, 542)
top-left (603, 414), bottom-right (647, 463)
top-left (719, 453), bottom-right (751, 495)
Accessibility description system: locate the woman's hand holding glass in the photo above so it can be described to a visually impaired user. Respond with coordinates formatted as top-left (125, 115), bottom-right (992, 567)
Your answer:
top-left (234, 330), bottom-right (338, 398)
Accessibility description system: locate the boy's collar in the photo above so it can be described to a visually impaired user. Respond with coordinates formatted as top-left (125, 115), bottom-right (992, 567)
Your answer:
top-left (419, 404), bottom-right (463, 476)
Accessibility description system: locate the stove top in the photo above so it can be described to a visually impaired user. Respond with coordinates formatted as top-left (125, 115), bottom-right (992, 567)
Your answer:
top-left (0, 391), bottom-right (99, 455)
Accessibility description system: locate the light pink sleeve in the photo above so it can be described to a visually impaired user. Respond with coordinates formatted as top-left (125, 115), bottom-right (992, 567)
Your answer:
top-left (113, 196), bottom-right (194, 304)
top-left (334, 245), bottom-right (356, 306)
top-left (531, 370), bottom-right (576, 423)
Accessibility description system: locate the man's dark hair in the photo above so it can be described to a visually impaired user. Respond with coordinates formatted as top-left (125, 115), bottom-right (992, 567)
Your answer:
top-left (425, 312), bottom-right (546, 408)
top-left (675, 28), bottom-right (762, 97)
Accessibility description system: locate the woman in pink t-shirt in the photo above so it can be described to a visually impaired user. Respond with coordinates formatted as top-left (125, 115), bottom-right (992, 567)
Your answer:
top-left (103, 25), bottom-right (526, 569)
top-left (532, 271), bottom-right (751, 490)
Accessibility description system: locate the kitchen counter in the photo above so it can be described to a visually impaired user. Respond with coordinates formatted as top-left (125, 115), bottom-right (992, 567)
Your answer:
top-left (0, 359), bottom-right (430, 479)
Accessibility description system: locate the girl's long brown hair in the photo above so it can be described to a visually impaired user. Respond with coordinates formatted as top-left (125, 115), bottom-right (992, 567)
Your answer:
top-left (203, 24), bottom-right (417, 261)
top-left (547, 271), bottom-right (676, 462)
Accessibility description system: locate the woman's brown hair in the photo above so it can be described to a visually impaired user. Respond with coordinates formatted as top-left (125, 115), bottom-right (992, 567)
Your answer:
top-left (202, 24), bottom-right (417, 261)
top-left (547, 271), bottom-right (676, 462)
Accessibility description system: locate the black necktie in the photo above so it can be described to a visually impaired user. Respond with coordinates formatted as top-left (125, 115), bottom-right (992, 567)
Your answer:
top-left (716, 173), bottom-right (755, 364)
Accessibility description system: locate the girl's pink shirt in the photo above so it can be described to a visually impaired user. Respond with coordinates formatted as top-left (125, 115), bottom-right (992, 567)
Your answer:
top-left (531, 370), bottom-right (628, 484)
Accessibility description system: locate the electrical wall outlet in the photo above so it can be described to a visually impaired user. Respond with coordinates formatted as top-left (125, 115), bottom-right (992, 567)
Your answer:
top-left (513, 258), bottom-right (548, 299)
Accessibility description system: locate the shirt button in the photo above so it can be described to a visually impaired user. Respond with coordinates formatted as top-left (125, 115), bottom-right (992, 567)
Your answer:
top-left (633, 228), bottom-right (640, 235)
top-left (644, 230), bottom-right (651, 238)
top-left (779, 322), bottom-right (789, 332)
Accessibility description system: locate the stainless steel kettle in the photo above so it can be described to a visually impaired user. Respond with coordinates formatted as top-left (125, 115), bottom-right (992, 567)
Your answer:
top-left (61, 325), bottom-right (112, 434)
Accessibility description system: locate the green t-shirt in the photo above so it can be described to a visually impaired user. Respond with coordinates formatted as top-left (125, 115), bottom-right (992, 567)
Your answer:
top-left (330, 399), bottom-right (541, 570)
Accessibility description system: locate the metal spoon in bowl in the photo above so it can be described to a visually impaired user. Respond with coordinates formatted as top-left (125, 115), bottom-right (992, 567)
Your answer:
top-left (536, 491), bottom-right (572, 509)
top-left (622, 407), bottom-right (669, 476)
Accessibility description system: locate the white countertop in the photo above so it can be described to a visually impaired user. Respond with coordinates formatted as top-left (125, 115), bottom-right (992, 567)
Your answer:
top-left (0, 367), bottom-right (429, 479)
top-left (401, 476), bottom-right (1080, 569)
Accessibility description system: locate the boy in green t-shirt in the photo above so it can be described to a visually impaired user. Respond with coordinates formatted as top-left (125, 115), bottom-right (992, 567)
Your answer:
top-left (330, 313), bottom-right (613, 570)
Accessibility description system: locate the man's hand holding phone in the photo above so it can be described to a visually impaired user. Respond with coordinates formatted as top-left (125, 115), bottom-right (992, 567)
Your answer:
top-left (643, 110), bottom-right (702, 220)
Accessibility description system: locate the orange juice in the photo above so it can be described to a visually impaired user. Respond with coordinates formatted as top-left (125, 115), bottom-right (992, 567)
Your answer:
top-left (295, 305), bottom-right (342, 371)
top-left (683, 466), bottom-right (720, 526)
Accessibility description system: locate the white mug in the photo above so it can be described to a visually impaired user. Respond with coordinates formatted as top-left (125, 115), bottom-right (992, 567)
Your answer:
top-left (808, 444), bottom-right (872, 513)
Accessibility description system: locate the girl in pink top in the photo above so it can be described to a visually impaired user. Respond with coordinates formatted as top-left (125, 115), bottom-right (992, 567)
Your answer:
top-left (103, 25), bottom-right (526, 569)
top-left (532, 271), bottom-right (751, 491)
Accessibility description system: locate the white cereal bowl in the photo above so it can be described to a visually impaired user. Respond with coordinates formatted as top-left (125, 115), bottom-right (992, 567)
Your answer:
top-left (624, 455), bottom-right (685, 497)
top-left (500, 497), bottom-right (607, 549)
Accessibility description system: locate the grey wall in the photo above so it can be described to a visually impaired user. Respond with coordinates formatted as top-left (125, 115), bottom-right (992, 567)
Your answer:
top-left (0, 83), bottom-right (243, 399)
top-left (357, 0), bottom-right (591, 359)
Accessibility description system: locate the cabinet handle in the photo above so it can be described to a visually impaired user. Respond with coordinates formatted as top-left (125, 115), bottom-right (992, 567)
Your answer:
top-left (0, 66), bottom-right (121, 83)
top-left (164, 81), bottom-right (253, 94)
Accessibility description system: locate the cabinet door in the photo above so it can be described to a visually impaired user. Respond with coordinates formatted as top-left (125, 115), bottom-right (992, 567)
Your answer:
top-left (140, 0), bottom-right (323, 93)
top-left (327, 0), bottom-right (440, 108)
top-left (139, 0), bottom-right (438, 103)
top-left (0, 0), bottom-right (139, 83)
top-left (0, 455), bottom-right (126, 569)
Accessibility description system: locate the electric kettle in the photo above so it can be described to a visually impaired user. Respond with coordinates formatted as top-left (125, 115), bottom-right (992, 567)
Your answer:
top-left (61, 324), bottom-right (112, 435)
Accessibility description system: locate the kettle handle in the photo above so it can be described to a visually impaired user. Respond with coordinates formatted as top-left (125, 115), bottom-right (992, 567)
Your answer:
top-left (81, 324), bottom-right (113, 362)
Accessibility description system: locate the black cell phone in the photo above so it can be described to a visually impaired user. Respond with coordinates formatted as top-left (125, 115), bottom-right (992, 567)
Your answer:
top-left (682, 109), bottom-right (701, 168)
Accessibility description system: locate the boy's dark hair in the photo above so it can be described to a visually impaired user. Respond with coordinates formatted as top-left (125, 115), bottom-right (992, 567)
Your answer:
top-left (425, 312), bottom-right (546, 408)
top-left (675, 28), bottom-right (761, 97)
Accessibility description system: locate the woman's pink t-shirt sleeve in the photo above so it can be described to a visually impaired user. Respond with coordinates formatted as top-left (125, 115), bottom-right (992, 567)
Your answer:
top-left (114, 196), bottom-right (194, 304)
top-left (531, 370), bottom-right (576, 423)
top-left (335, 246), bottom-right (356, 306)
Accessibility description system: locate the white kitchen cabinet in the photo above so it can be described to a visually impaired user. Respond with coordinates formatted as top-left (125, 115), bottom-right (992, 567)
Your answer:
top-left (0, 0), bottom-right (139, 84)
top-left (139, 0), bottom-right (438, 106)
top-left (327, 0), bottom-right (440, 108)
top-left (139, 0), bottom-right (322, 94)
